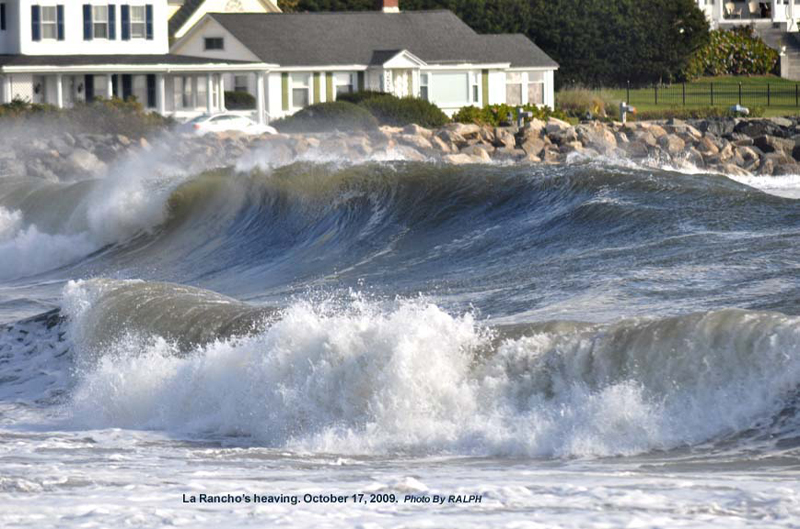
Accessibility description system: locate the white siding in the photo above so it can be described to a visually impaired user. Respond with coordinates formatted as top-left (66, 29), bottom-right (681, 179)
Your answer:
top-left (17, 0), bottom-right (169, 55)
top-left (170, 17), bottom-right (260, 61)
top-left (266, 70), bottom-right (281, 119)
top-left (0, 0), bottom-right (22, 54)
top-left (487, 70), bottom-right (505, 105)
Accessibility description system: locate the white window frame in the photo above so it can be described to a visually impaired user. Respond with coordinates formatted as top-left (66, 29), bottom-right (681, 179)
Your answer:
top-left (506, 71), bottom-right (523, 106)
top-left (130, 5), bottom-right (145, 39)
top-left (420, 73), bottom-right (429, 101)
top-left (93, 5), bottom-right (108, 39)
top-left (334, 72), bottom-right (354, 97)
top-left (526, 71), bottom-right (545, 106)
top-left (428, 71), bottom-right (470, 106)
top-left (290, 73), bottom-right (311, 111)
top-left (41, 5), bottom-right (57, 40)
top-left (469, 71), bottom-right (480, 104)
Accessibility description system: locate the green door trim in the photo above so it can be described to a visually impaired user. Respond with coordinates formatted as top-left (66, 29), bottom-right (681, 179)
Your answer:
top-left (281, 72), bottom-right (289, 111)
top-left (481, 69), bottom-right (489, 107)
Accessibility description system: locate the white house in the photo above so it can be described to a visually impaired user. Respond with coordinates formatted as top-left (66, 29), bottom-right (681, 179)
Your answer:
top-left (697, 0), bottom-right (800, 31)
top-left (1, 0), bottom-right (558, 123)
top-left (170, 3), bottom-right (558, 121)
top-left (0, 0), bottom-right (273, 118)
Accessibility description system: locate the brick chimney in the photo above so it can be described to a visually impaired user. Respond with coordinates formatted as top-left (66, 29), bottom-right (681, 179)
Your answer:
top-left (378, 0), bottom-right (400, 13)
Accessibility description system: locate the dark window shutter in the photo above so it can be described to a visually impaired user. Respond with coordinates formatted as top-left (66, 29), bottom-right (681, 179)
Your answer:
top-left (108, 4), bottom-right (116, 39)
top-left (1, 4), bottom-right (7, 32)
top-left (121, 5), bottom-right (129, 40)
top-left (111, 74), bottom-right (118, 98)
top-left (57, 5), bottom-right (64, 40)
top-left (31, 5), bottom-right (41, 41)
top-left (83, 4), bottom-right (92, 40)
top-left (145, 4), bottom-right (153, 40)
top-left (122, 75), bottom-right (133, 100)
top-left (146, 74), bottom-right (156, 108)
top-left (85, 74), bottom-right (95, 103)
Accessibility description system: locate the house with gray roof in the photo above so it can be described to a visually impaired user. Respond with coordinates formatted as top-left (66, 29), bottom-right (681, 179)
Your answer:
top-left (170, 1), bottom-right (558, 121)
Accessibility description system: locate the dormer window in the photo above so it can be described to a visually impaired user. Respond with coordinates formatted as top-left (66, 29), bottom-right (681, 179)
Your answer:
top-left (205, 38), bottom-right (224, 50)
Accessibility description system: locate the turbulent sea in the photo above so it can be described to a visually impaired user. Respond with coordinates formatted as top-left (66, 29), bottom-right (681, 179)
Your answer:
top-left (1, 142), bottom-right (800, 528)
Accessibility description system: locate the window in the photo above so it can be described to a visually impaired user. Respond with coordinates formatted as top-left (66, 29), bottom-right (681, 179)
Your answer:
top-left (506, 71), bottom-right (522, 106)
top-left (527, 71), bottom-right (544, 105)
top-left (130, 5), bottom-right (145, 38)
top-left (291, 73), bottom-right (310, 109)
top-left (41, 6), bottom-right (57, 39)
top-left (334, 72), bottom-right (353, 96)
top-left (205, 37), bottom-right (224, 50)
top-left (197, 76), bottom-right (208, 108)
top-left (1, 3), bottom-right (6, 31)
top-left (93, 5), bottom-right (108, 39)
top-left (470, 72), bottom-right (480, 104)
top-left (429, 72), bottom-right (469, 103)
top-left (420, 73), bottom-right (429, 100)
top-left (234, 75), bottom-right (249, 92)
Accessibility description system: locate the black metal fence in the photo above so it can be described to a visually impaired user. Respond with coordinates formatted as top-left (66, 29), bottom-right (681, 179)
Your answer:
top-left (624, 81), bottom-right (800, 108)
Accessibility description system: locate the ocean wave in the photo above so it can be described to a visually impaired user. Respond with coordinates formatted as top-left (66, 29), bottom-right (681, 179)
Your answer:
top-left (46, 279), bottom-right (800, 459)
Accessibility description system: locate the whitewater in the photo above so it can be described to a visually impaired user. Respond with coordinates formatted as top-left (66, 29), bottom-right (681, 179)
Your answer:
top-left (1, 134), bottom-right (800, 528)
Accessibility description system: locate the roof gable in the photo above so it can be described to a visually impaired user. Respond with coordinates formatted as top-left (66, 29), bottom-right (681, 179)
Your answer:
top-left (169, 0), bottom-right (281, 39)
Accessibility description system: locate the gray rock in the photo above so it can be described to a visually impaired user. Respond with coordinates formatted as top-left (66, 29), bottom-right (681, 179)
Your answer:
top-left (753, 135), bottom-right (794, 155)
top-left (658, 134), bottom-right (685, 155)
top-left (67, 149), bottom-right (106, 175)
top-left (521, 137), bottom-right (545, 157)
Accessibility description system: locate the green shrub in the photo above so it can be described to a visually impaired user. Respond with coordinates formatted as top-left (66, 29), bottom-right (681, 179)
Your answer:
top-left (452, 103), bottom-right (568, 126)
top-left (0, 96), bottom-right (170, 137)
top-left (631, 105), bottom-right (765, 120)
top-left (273, 101), bottom-right (379, 132)
top-left (683, 26), bottom-right (779, 79)
top-left (224, 91), bottom-right (256, 110)
top-left (556, 86), bottom-right (620, 118)
top-left (335, 91), bottom-right (388, 105)
top-left (358, 95), bottom-right (449, 128)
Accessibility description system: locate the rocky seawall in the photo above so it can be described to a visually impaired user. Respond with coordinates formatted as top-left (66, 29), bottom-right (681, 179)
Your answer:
top-left (2, 116), bottom-right (800, 179)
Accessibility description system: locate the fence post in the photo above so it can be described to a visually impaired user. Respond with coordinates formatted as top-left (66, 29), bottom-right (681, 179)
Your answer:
top-left (711, 82), bottom-right (714, 106)
top-left (682, 82), bottom-right (686, 106)
top-left (627, 80), bottom-right (630, 104)
top-left (739, 83), bottom-right (742, 105)
top-left (654, 85), bottom-right (658, 105)
top-left (768, 83), bottom-right (771, 106)
top-left (796, 84), bottom-right (798, 107)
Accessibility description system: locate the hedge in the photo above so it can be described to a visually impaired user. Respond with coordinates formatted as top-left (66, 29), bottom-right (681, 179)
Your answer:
top-left (683, 26), bottom-right (779, 79)
top-left (272, 100), bottom-right (379, 132)
top-left (452, 103), bottom-right (569, 126)
top-left (357, 95), bottom-right (449, 128)
top-left (224, 91), bottom-right (256, 110)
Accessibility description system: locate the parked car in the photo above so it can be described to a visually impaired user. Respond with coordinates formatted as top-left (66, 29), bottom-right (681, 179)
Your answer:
top-left (184, 113), bottom-right (277, 136)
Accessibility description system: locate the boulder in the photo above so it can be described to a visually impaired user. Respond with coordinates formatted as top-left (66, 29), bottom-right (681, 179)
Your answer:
top-left (493, 127), bottom-right (517, 149)
top-left (398, 134), bottom-right (433, 151)
top-left (545, 117), bottom-right (571, 135)
top-left (67, 149), bottom-right (106, 176)
top-left (461, 144), bottom-right (494, 161)
top-left (753, 135), bottom-right (794, 155)
top-left (443, 153), bottom-right (475, 165)
top-left (521, 137), bottom-right (546, 157)
top-left (492, 148), bottom-right (528, 162)
top-left (430, 135), bottom-right (452, 153)
top-left (402, 124), bottom-right (433, 138)
top-left (657, 134), bottom-right (685, 155)
top-left (443, 122), bottom-right (481, 138)
top-left (697, 136), bottom-right (719, 155)
top-left (735, 119), bottom-right (790, 139)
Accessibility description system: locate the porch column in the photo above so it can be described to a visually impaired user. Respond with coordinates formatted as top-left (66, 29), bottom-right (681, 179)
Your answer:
top-left (791, 0), bottom-right (796, 29)
top-left (714, 0), bottom-right (723, 26)
top-left (156, 74), bottom-right (166, 114)
top-left (219, 74), bottom-right (226, 111)
top-left (55, 74), bottom-right (64, 108)
top-left (106, 75), bottom-right (113, 99)
top-left (206, 74), bottom-right (213, 113)
top-left (256, 71), bottom-right (265, 125)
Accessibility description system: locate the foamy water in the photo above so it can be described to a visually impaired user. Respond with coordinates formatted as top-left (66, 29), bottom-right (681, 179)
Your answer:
top-left (1, 138), bottom-right (799, 527)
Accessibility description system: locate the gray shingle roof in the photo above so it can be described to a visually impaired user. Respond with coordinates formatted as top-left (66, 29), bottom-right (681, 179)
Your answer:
top-left (169, 0), bottom-right (205, 38)
top-left (208, 11), bottom-right (557, 68)
top-left (0, 54), bottom-right (258, 67)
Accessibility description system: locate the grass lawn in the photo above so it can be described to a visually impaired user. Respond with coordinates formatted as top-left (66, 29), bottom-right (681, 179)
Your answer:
top-left (603, 75), bottom-right (800, 117)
